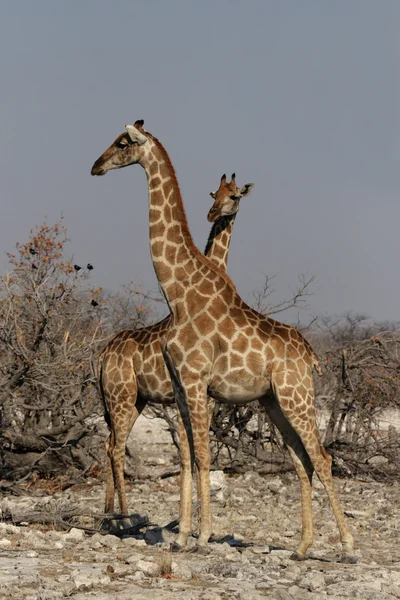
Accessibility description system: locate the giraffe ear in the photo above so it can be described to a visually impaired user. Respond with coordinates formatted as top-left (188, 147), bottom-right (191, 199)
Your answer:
top-left (125, 124), bottom-right (147, 145)
top-left (239, 183), bottom-right (255, 197)
top-left (209, 191), bottom-right (217, 199)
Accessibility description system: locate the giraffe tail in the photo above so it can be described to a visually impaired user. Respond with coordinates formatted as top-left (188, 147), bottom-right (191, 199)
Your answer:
top-left (161, 344), bottom-right (195, 472)
top-left (93, 354), bottom-right (111, 429)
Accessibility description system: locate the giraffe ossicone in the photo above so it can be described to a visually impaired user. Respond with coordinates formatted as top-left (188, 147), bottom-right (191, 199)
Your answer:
top-left (91, 121), bottom-right (355, 562)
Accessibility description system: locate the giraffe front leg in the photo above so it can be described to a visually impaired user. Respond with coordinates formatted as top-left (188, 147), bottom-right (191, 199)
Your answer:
top-left (175, 387), bottom-right (212, 549)
top-left (191, 391), bottom-right (212, 548)
top-left (174, 415), bottom-right (193, 549)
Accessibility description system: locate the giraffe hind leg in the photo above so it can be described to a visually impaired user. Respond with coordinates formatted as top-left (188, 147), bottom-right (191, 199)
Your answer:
top-left (260, 391), bottom-right (314, 559)
top-left (104, 375), bottom-right (146, 521)
top-left (105, 429), bottom-right (116, 514)
top-left (273, 379), bottom-right (355, 561)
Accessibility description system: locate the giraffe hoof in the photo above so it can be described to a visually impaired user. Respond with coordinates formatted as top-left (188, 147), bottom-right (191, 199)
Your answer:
top-left (340, 555), bottom-right (358, 564)
top-left (290, 552), bottom-right (307, 561)
top-left (170, 542), bottom-right (183, 553)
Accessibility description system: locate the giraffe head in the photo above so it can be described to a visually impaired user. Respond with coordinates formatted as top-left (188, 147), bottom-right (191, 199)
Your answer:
top-left (91, 120), bottom-right (150, 176)
top-left (207, 174), bottom-right (254, 222)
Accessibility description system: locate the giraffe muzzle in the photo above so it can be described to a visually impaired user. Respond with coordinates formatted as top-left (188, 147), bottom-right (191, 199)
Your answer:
top-left (91, 160), bottom-right (107, 176)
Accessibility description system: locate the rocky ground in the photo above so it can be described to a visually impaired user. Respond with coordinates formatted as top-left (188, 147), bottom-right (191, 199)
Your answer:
top-left (1, 415), bottom-right (399, 600)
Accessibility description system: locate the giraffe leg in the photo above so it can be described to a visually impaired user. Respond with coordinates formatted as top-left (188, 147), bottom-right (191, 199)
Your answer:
top-left (260, 392), bottom-right (314, 558)
top-left (112, 394), bottom-right (148, 518)
top-left (175, 382), bottom-right (211, 548)
top-left (104, 370), bottom-right (146, 518)
top-left (192, 391), bottom-right (212, 547)
top-left (194, 397), bottom-right (215, 535)
top-left (195, 397), bottom-right (215, 501)
top-left (105, 430), bottom-right (116, 514)
top-left (273, 378), bottom-right (355, 561)
top-left (174, 414), bottom-right (193, 549)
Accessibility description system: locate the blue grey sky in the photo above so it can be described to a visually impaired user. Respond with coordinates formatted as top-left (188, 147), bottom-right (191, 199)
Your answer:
top-left (1, 1), bottom-right (399, 322)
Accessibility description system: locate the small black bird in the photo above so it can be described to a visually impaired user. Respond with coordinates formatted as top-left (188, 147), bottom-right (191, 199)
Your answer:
top-left (32, 264), bottom-right (38, 270)
top-left (91, 299), bottom-right (99, 307)
top-left (29, 248), bottom-right (38, 255)
top-left (87, 263), bottom-right (93, 270)
top-left (74, 264), bottom-right (82, 272)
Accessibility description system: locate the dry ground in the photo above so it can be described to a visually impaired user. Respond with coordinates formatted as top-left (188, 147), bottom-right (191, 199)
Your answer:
top-left (1, 415), bottom-right (399, 600)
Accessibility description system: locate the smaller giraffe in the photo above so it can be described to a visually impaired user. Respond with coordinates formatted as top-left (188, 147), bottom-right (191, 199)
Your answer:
top-left (99, 174), bottom-right (253, 518)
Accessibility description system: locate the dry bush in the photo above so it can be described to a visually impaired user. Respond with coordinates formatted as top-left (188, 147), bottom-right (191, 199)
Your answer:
top-left (322, 330), bottom-right (400, 479)
top-left (0, 218), bottom-right (156, 489)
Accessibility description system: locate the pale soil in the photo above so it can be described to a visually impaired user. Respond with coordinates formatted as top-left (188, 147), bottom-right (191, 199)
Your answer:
top-left (1, 415), bottom-right (399, 600)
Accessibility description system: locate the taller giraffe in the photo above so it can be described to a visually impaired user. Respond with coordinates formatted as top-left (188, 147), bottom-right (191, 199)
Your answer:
top-left (91, 121), bottom-right (355, 562)
top-left (99, 174), bottom-right (254, 517)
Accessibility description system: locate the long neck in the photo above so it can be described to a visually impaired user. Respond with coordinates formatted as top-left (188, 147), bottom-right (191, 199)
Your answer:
top-left (204, 215), bottom-right (236, 270)
top-left (139, 134), bottom-right (233, 313)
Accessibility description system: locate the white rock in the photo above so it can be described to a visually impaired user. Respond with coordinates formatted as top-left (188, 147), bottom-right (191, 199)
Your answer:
top-left (167, 494), bottom-right (181, 502)
top-left (367, 455), bottom-right (388, 467)
top-left (54, 541), bottom-right (64, 549)
top-left (126, 553), bottom-right (145, 564)
top-left (251, 546), bottom-right (270, 554)
top-left (26, 550), bottom-right (38, 558)
top-left (5, 524), bottom-right (20, 535)
top-left (283, 530), bottom-right (296, 537)
top-left (171, 561), bottom-right (192, 579)
top-left (0, 538), bottom-right (12, 547)
top-left (216, 490), bottom-right (225, 502)
top-left (121, 537), bottom-right (147, 547)
top-left (127, 570), bottom-right (146, 581)
top-left (100, 534), bottom-right (119, 548)
top-left (65, 527), bottom-right (85, 541)
top-left (136, 559), bottom-right (161, 576)
top-left (266, 477), bottom-right (284, 494)
top-left (299, 571), bottom-right (326, 592)
top-left (210, 470), bottom-right (226, 490)
top-left (344, 509), bottom-right (368, 518)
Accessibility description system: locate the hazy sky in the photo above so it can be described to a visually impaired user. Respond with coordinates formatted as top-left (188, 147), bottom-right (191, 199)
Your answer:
top-left (1, 1), bottom-right (399, 323)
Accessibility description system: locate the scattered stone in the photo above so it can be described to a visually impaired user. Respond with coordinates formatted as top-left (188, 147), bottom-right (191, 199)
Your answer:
top-left (136, 559), bottom-right (161, 577)
top-left (65, 527), bottom-right (85, 541)
top-left (171, 561), bottom-right (192, 579)
top-left (210, 470), bottom-right (226, 490)
top-left (344, 509), bottom-right (368, 518)
top-left (265, 477), bottom-right (284, 494)
top-left (0, 538), bottom-right (12, 547)
top-left (25, 550), bottom-right (38, 558)
top-left (299, 571), bottom-right (326, 592)
top-left (367, 455), bottom-right (389, 467)
top-left (72, 568), bottom-right (111, 590)
top-left (121, 536), bottom-right (147, 547)
top-left (100, 534), bottom-right (119, 548)
top-left (166, 494), bottom-right (181, 502)
top-left (251, 546), bottom-right (270, 554)
top-left (126, 553), bottom-right (145, 565)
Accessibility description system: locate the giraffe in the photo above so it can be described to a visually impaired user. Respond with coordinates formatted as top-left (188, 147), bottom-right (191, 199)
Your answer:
top-left (91, 121), bottom-right (355, 562)
top-left (98, 173), bottom-right (254, 518)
